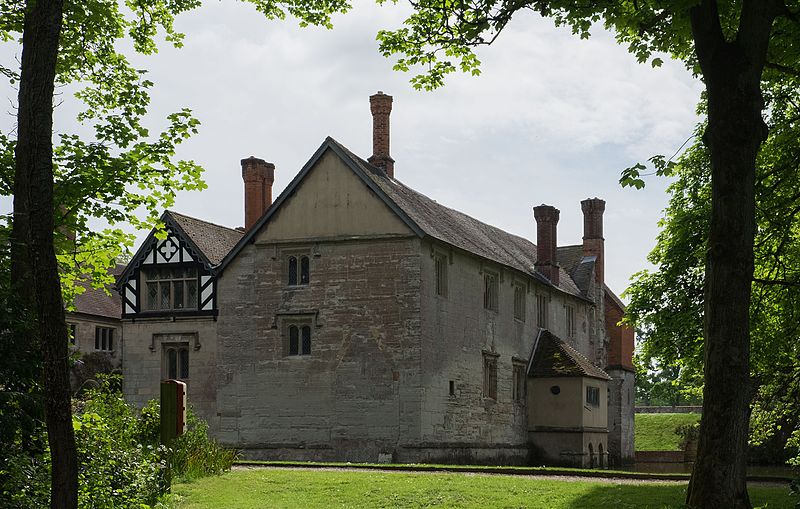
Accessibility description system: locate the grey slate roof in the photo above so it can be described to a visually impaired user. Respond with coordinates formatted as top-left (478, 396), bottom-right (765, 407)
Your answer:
top-left (329, 139), bottom-right (584, 298)
top-left (167, 211), bottom-right (243, 266)
top-left (528, 329), bottom-right (611, 381)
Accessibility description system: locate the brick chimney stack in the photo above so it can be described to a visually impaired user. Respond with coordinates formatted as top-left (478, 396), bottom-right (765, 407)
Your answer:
top-left (241, 156), bottom-right (275, 230)
top-left (581, 198), bottom-right (605, 285)
top-left (367, 91), bottom-right (395, 178)
top-left (533, 204), bottom-right (560, 286)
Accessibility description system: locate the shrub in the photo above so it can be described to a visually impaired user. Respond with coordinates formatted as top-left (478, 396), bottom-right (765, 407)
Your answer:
top-left (167, 406), bottom-right (236, 481)
top-left (676, 421), bottom-right (700, 451)
top-left (1, 374), bottom-right (233, 507)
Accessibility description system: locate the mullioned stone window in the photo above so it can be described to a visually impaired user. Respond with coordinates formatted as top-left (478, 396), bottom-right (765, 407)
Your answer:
top-left (434, 253), bottom-right (448, 297)
top-left (482, 351), bottom-right (499, 400)
top-left (288, 324), bottom-right (311, 356)
top-left (94, 327), bottom-right (115, 351)
top-left (565, 304), bottom-right (576, 338)
top-left (536, 294), bottom-right (548, 328)
top-left (483, 272), bottom-right (499, 312)
top-left (513, 283), bottom-right (526, 321)
top-left (287, 255), bottom-right (310, 286)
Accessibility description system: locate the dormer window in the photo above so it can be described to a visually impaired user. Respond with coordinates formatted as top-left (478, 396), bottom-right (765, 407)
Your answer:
top-left (288, 255), bottom-right (310, 286)
top-left (143, 267), bottom-right (198, 311)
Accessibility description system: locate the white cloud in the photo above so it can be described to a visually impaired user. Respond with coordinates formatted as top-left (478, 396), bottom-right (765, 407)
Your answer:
top-left (0, 1), bottom-right (704, 296)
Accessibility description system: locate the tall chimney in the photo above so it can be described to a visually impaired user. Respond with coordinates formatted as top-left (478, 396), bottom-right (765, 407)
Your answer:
top-left (533, 204), bottom-right (560, 286)
top-left (581, 198), bottom-right (605, 285)
top-left (367, 91), bottom-right (395, 178)
top-left (241, 156), bottom-right (275, 230)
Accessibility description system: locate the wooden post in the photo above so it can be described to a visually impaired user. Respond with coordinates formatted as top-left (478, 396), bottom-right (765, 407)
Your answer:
top-left (160, 380), bottom-right (187, 446)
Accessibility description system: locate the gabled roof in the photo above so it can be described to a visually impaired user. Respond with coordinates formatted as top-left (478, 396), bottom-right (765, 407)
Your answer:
top-left (117, 210), bottom-right (243, 286)
top-left (557, 245), bottom-right (596, 297)
top-left (527, 329), bottom-right (611, 381)
top-left (168, 211), bottom-right (243, 266)
top-left (218, 137), bottom-right (585, 299)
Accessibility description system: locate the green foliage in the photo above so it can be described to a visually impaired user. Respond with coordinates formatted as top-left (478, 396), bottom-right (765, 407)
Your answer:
top-left (626, 74), bottom-right (800, 466)
top-left (675, 421), bottom-right (700, 451)
top-left (169, 407), bottom-right (236, 481)
top-left (635, 413), bottom-right (701, 452)
top-left (1, 375), bottom-right (234, 508)
top-left (72, 375), bottom-right (168, 507)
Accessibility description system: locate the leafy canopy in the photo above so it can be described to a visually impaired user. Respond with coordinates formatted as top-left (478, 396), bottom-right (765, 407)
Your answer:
top-left (0, 0), bottom-right (352, 301)
top-left (376, 1), bottom-right (798, 90)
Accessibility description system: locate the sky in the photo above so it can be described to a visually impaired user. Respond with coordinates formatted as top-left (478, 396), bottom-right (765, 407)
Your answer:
top-left (0, 1), bottom-right (704, 296)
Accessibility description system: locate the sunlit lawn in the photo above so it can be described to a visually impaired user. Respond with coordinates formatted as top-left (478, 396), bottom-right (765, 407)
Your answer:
top-left (635, 413), bottom-right (701, 451)
top-left (171, 468), bottom-right (796, 508)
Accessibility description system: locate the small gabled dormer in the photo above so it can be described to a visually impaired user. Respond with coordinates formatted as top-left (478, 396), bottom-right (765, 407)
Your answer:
top-left (117, 211), bottom-right (243, 318)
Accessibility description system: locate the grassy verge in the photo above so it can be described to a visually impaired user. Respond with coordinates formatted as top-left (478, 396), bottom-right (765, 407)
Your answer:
top-left (635, 413), bottom-right (701, 451)
top-left (171, 468), bottom-right (796, 508)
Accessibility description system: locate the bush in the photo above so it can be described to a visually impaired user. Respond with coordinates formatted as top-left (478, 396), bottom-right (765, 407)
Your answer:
top-left (167, 405), bottom-right (236, 481)
top-left (1, 374), bottom-right (233, 508)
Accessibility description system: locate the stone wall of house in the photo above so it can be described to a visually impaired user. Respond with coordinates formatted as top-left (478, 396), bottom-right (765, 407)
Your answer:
top-left (214, 236), bottom-right (422, 462)
top-left (414, 239), bottom-right (594, 464)
top-left (67, 314), bottom-right (122, 367)
top-left (121, 317), bottom-right (219, 428)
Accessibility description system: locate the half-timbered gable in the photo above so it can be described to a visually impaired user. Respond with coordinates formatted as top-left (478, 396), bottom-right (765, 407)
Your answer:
top-left (117, 211), bottom-right (243, 317)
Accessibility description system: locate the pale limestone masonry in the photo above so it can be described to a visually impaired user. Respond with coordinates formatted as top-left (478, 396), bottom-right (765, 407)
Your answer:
top-left (215, 237), bottom-right (422, 461)
top-left (122, 318), bottom-right (218, 426)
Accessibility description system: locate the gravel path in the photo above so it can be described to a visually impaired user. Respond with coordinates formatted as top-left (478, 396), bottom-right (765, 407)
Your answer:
top-left (232, 465), bottom-right (790, 487)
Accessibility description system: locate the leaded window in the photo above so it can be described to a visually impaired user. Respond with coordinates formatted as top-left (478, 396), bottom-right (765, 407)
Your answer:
top-left (165, 345), bottom-right (189, 380)
top-left (288, 324), bottom-right (311, 356)
top-left (288, 255), bottom-right (310, 286)
top-left (143, 267), bottom-right (198, 311)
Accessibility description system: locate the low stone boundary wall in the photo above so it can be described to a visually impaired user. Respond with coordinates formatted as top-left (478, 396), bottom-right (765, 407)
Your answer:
top-left (635, 450), bottom-right (685, 463)
top-left (635, 406), bottom-right (702, 414)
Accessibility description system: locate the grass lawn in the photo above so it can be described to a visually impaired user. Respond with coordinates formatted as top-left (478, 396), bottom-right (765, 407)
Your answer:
top-left (171, 468), bottom-right (796, 509)
top-left (635, 413), bottom-right (701, 451)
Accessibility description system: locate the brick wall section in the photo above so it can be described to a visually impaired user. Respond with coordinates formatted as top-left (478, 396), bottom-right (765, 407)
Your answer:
top-left (605, 293), bottom-right (634, 370)
top-left (533, 205), bottom-right (560, 285)
top-left (215, 237), bottom-right (421, 462)
top-left (581, 198), bottom-right (605, 285)
top-left (241, 157), bottom-right (275, 229)
top-left (367, 92), bottom-right (394, 178)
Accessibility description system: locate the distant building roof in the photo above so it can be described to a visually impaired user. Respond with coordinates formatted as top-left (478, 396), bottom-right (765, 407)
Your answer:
top-left (528, 329), bottom-right (611, 381)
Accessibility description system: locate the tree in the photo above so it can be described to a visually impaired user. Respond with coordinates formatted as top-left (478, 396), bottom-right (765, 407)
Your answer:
top-left (376, 1), bottom-right (799, 507)
top-left (626, 73), bottom-right (800, 467)
top-left (2, 0), bottom-right (350, 506)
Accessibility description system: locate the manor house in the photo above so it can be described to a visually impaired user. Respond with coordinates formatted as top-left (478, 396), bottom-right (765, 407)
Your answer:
top-left (118, 92), bottom-right (635, 467)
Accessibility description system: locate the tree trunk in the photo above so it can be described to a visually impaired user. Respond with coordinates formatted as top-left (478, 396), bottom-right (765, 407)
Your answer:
top-left (685, 2), bottom-right (777, 507)
top-left (11, 1), bottom-right (75, 508)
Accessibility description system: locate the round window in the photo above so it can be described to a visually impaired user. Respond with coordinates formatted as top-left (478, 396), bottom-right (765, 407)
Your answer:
top-left (550, 385), bottom-right (561, 395)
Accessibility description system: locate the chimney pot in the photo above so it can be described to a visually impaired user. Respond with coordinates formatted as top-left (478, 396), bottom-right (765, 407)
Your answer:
top-left (533, 204), bottom-right (560, 286)
top-left (368, 91), bottom-right (395, 178)
top-left (241, 157), bottom-right (275, 230)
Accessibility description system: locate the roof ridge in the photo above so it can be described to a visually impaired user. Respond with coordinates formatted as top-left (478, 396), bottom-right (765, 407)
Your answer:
top-left (165, 209), bottom-right (243, 234)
